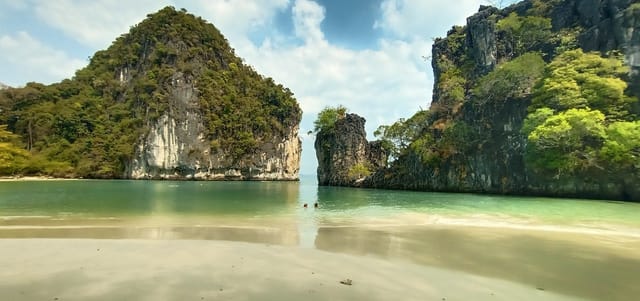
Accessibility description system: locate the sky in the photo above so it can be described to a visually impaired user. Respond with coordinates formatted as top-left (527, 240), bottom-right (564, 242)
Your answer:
top-left (0, 0), bottom-right (516, 175)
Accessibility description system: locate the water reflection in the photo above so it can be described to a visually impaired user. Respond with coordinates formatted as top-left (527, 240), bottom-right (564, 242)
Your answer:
top-left (2, 179), bottom-right (640, 301)
top-left (314, 225), bottom-right (640, 301)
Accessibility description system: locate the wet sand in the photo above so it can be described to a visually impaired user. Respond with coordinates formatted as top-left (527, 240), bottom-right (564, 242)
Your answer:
top-left (0, 238), bottom-right (586, 301)
top-left (1, 214), bottom-right (640, 300)
top-left (0, 176), bottom-right (78, 181)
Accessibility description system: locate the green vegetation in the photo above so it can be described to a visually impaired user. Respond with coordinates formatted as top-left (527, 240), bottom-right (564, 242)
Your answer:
top-left (531, 49), bottom-right (635, 120)
top-left (313, 105), bottom-right (347, 133)
top-left (526, 108), bottom-right (606, 173)
top-left (432, 26), bottom-right (473, 117)
top-left (629, 2), bottom-right (640, 12)
top-left (527, 0), bottom-right (563, 16)
top-left (0, 7), bottom-right (300, 177)
top-left (347, 163), bottom-right (371, 180)
top-left (374, 110), bottom-right (431, 160)
top-left (600, 121), bottom-right (640, 169)
top-left (497, 13), bottom-right (552, 56)
top-left (473, 52), bottom-right (545, 103)
top-left (524, 50), bottom-right (639, 175)
top-left (0, 125), bottom-right (29, 175)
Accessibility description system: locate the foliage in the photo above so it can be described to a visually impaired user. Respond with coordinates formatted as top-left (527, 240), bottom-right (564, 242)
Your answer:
top-left (374, 110), bottom-right (431, 160)
top-left (410, 133), bottom-right (438, 165)
top-left (432, 26), bottom-right (473, 118)
top-left (522, 107), bottom-right (555, 135)
top-left (313, 105), bottom-right (347, 133)
top-left (0, 125), bottom-right (30, 175)
top-left (409, 121), bottom-right (474, 166)
top-left (629, 3), bottom-right (640, 12)
top-left (599, 121), bottom-right (640, 169)
top-left (531, 49), bottom-right (636, 120)
top-left (0, 7), bottom-right (301, 176)
top-left (527, 0), bottom-right (563, 16)
top-left (526, 108), bottom-right (606, 173)
top-left (497, 13), bottom-right (552, 56)
top-left (473, 52), bottom-right (545, 103)
top-left (524, 50), bottom-right (639, 175)
top-left (551, 27), bottom-right (582, 55)
top-left (347, 163), bottom-right (371, 181)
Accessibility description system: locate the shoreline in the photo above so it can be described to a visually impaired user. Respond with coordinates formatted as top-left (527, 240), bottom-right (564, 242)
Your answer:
top-left (0, 176), bottom-right (79, 181)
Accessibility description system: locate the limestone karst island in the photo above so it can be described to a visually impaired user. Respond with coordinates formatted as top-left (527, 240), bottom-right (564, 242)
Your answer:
top-left (314, 0), bottom-right (640, 201)
top-left (0, 1), bottom-right (639, 301)
top-left (1, 7), bottom-right (301, 181)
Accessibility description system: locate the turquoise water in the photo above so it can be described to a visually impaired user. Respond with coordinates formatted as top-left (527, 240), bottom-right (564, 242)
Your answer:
top-left (1, 176), bottom-right (640, 301)
top-left (1, 175), bottom-right (639, 227)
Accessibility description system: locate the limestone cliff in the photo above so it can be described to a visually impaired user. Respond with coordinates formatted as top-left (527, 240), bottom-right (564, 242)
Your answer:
top-left (317, 0), bottom-right (639, 201)
top-left (315, 114), bottom-right (387, 186)
top-left (0, 7), bottom-right (301, 180)
top-left (126, 71), bottom-right (301, 180)
top-left (120, 8), bottom-right (302, 180)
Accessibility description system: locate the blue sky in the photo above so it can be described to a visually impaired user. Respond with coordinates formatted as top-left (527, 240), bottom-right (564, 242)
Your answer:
top-left (0, 0), bottom-right (516, 175)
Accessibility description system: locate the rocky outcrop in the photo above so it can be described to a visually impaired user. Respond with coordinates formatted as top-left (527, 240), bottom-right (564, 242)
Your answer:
top-left (467, 6), bottom-right (500, 74)
top-left (358, 0), bottom-right (640, 201)
top-left (315, 114), bottom-right (387, 186)
top-left (126, 73), bottom-right (301, 181)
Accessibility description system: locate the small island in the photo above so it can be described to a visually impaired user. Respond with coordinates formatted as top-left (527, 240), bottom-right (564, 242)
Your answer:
top-left (314, 1), bottom-right (640, 202)
top-left (0, 7), bottom-right (302, 181)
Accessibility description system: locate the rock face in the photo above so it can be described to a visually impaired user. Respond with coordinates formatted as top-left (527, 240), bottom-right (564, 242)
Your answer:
top-left (119, 9), bottom-right (301, 181)
top-left (315, 114), bottom-right (387, 186)
top-left (318, 0), bottom-right (639, 201)
top-left (126, 74), bottom-right (300, 180)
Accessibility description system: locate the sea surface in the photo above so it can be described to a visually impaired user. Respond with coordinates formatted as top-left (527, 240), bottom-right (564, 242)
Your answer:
top-left (1, 175), bottom-right (639, 301)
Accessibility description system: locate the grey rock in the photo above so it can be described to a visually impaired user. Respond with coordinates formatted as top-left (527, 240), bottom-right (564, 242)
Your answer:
top-left (126, 73), bottom-right (301, 181)
top-left (315, 114), bottom-right (388, 187)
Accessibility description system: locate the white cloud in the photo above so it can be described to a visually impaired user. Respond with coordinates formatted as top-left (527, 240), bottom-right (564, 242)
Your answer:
top-left (375, 0), bottom-right (486, 40)
top-left (32, 0), bottom-right (171, 49)
top-left (236, 0), bottom-right (431, 140)
top-left (194, 0), bottom-right (290, 55)
top-left (0, 31), bottom-right (86, 86)
top-left (292, 0), bottom-right (325, 43)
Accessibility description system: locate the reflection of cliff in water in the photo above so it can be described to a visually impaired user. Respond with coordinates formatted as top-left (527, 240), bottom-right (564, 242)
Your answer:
top-left (313, 225), bottom-right (640, 301)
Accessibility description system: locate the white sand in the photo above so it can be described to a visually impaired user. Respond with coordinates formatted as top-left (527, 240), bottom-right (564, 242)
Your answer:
top-left (0, 176), bottom-right (78, 181)
top-left (0, 239), bottom-right (584, 301)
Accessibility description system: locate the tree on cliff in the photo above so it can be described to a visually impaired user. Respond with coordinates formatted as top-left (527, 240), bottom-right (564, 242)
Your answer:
top-left (524, 50), bottom-right (639, 175)
top-left (313, 105), bottom-right (347, 133)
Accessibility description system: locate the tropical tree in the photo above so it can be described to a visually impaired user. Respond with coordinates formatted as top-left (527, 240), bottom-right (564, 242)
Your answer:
top-left (313, 105), bottom-right (347, 133)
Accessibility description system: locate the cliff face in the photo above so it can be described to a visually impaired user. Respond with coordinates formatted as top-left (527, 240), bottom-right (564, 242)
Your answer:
top-left (0, 7), bottom-right (301, 180)
top-left (359, 0), bottom-right (640, 201)
top-left (315, 114), bottom-right (387, 186)
top-left (125, 72), bottom-right (300, 180)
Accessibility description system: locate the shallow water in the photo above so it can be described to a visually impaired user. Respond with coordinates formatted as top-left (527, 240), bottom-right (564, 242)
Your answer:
top-left (1, 176), bottom-right (639, 300)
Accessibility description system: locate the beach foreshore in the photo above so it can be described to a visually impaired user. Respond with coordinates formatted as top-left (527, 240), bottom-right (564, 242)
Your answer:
top-left (0, 176), bottom-right (79, 181)
top-left (0, 238), bottom-right (582, 301)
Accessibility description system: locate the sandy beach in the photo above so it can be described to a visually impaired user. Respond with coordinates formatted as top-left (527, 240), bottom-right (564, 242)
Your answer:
top-left (0, 176), bottom-right (79, 181)
top-left (0, 238), bottom-right (587, 301)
